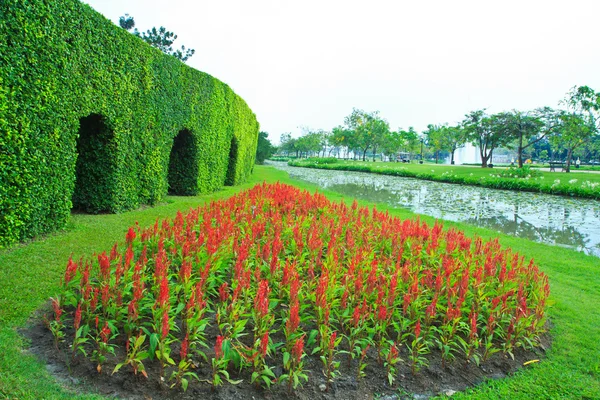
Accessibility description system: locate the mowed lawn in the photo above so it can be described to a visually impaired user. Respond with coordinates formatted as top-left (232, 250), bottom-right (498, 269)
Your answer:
top-left (0, 165), bottom-right (598, 399)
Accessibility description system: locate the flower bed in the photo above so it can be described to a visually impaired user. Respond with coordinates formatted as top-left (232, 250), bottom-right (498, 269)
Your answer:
top-left (48, 183), bottom-right (550, 393)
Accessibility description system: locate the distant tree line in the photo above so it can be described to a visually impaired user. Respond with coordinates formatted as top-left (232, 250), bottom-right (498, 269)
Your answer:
top-left (275, 85), bottom-right (600, 173)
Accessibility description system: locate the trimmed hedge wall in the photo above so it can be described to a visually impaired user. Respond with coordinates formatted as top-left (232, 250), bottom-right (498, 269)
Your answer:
top-left (0, 0), bottom-right (259, 246)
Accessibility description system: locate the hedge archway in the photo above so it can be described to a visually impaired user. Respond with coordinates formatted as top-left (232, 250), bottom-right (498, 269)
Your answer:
top-left (168, 129), bottom-right (198, 195)
top-left (225, 136), bottom-right (239, 186)
top-left (72, 114), bottom-right (116, 213)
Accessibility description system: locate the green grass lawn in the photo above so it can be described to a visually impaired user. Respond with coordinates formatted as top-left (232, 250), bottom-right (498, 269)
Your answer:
top-left (1, 165), bottom-right (599, 399)
top-left (287, 159), bottom-right (600, 200)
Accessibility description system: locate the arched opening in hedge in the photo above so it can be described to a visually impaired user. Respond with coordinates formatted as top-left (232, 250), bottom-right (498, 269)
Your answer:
top-left (224, 136), bottom-right (239, 186)
top-left (168, 129), bottom-right (198, 195)
top-left (72, 114), bottom-right (116, 213)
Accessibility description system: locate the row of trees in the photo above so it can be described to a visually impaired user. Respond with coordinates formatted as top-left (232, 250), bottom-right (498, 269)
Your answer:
top-left (279, 111), bottom-right (422, 162)
top-left (277, 86), bottom-right (600, 172)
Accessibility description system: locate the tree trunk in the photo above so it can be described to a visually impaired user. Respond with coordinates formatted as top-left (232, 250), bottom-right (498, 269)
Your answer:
top-left (435, 151), bottom-right (439, 164)
top-left (450, 149), bottom-right (455, 164)
top-left (362, 148), bottom-right (368, 161)
top-left (518, 133), bottom-right (524, 168)
top-left (565, 148), bottom-right (573, 173)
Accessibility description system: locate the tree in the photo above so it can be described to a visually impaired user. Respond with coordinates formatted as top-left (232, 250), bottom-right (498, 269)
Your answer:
top-left (255, 131), bottom-right (275, 164)
top-left (423, 124), bottom-right (445, 164)
top-left (119, 14), bottom-right (195, 62)
top-left (380, 130), bottom-right (403, 160)
top-left (495, 110), bottom-right (546, 168)
top-left (552, 112), bottom-right (594, 172)
top-left (329, 125), bottom-right (351, 157)
top-left (279, 133), bottom-right (298, 157)
top-left (343, 109), bottom-right (387, 161)
top-left (369, 116), bottom-right (390, 161)
top-left (555, 85), bottom-right (600, 171)
top-left (463, 110), bottom-right (512, 168)
top-left (444, 125), bottom-right (468, 165)
top-left (399, 127), bottom-right (420, 156)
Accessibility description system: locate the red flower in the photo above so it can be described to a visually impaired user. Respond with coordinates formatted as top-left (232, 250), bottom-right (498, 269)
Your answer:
top-left (126, 227), bottom-right (136, 244)
top-left (219, 282), bottom-right (229, 303)
top-left (329, 331), bottom-right (337, 350)
top-left (180, 333), bottom-right (189, 360)
top-left (469, 312), bottom-right (478, 339)
top-left (51, 297), bottom-right (62, 322)
top-left (260, 331), bottom-right (269, 357)
top-left (286, 303), bottom-right (300, 335)
top-left (292, 336), bottom-right (304, 364)
top-left (254, 280), bottom-right (270, 317)
top-left (377, 304), bottom-right (388, 322)
top-left (215, 335), bottom-right (224, 359)
top-left (352, 305), bottom-right (361, 328)
top-left (100, 321), bottom-right (111, 343)
top-left (157, 276), bottom-right (170, 308)
top-left (64, 257), bottom-right (78, 286)
top-left (415, 320), bottom-right (421, 339)
top-left (74, 302), bottom-right (82, 331)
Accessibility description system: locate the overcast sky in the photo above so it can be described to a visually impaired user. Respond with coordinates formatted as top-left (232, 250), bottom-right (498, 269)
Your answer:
top-left (84, 0), bottom-right (600, 144)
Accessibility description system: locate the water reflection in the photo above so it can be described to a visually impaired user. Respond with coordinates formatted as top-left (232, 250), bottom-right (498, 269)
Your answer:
top-left (268, 162), bottom-right (600, 257)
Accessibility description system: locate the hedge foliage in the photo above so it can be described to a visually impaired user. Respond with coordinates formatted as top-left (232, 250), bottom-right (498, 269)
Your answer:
top-left (288, 160), bottom-right (600, 199)
top-left (0, 0), bottom-right (259, 246)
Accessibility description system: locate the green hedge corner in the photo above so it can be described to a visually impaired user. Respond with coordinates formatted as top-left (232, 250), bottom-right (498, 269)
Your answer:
top-left (0, 0), bottom-right (259, 246)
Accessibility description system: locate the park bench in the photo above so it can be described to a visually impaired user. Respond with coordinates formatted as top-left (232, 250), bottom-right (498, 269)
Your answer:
top-left (549, 161), bottom-right (565, 172)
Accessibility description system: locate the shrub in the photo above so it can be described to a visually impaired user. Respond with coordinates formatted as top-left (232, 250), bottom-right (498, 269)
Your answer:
top-left (497, 166), bottom-right (542, 179)
top-left (50, 183), bottom-right (549, 392)
top-left (305, 157), bottom-right (338, 164)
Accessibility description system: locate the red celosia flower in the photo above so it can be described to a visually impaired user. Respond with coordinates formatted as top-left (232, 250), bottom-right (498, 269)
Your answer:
top-left (157, 276), bottom-right (169, 308)
top-left (100, 321), bottom-right (111, 343)
top-left (426, 296), bottom-right (438, 320)
top-left (389, 342), bottom-right (399, 361)
top-left (51, 298), bottom-right (62, 322)
top-left (74, 302), bottom-right (82, 331)
top-left (260, 331), bottom-right (269, 357)
top-left (286, 303), bottom-right (300, 335)
top-left (180, 333), bottom-right (189, 360)
top-left (329, 331), bottom-right (337, 350)
top-left (415, 320), bottom-right (421, 339)
top-left (219, 282), bottom-right (229, 303)
top-left (352, 305), bottom-right (361, 328)
top-left (469, 312), bottom-right (478, 339)
top-left (64, 257), bottom-right (78, 286)
top-left (377, 304), bottom-right (388, 322)
top-left (254, 280), bottom-right (270, 317)
top-left (215, 335), bottom-right (224, 359)
top-left (126, 227), bottom-right (136, 244)
top-left (292, 336), bottom-right (304, 363)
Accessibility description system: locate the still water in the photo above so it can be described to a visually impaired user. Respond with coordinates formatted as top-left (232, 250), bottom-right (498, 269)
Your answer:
top-left (268, 162), bottom-right (600, 257)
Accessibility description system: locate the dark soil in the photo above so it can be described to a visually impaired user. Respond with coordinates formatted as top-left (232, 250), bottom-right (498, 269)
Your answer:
top-left (22, 306), bottom-right (551, 400)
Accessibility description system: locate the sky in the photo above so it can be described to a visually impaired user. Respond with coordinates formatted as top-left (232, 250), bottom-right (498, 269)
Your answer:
top-left (83, 0), bottom-right (600, 144)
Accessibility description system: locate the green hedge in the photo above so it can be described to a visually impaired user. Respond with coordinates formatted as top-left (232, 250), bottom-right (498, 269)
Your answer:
top-left (0, 0), bottom-right (259, 245)
top-left (288, 160), bottom-right (600, 199)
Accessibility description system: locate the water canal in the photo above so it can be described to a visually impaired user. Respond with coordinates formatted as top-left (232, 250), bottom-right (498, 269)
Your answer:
top-left (268, 162), bottom-right (600, 257)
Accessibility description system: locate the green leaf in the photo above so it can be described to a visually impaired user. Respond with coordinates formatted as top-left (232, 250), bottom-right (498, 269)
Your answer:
top-left (283, 352), bottom-right (290, 367)
top-left (135, 334), bottom-right (146, 348)
top-left (149, 333), bottom-right (159, 357)
top-left (112, 363), bottom-right (124, 375)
